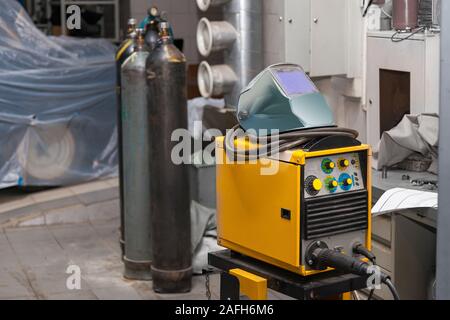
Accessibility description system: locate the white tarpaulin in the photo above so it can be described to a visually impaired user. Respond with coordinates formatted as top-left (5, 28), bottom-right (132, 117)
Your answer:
top-left (373, 114), bottom-right (439, 174)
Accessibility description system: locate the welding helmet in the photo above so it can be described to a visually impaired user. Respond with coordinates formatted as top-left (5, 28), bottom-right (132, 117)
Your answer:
top-left (237, 64), bottom-right (335, 134)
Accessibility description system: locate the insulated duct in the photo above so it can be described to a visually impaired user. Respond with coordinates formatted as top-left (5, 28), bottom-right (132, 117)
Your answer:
top-left (198, 61), bottom-right (238, 97)
top-left (196, 0), bottom-right (231, 12)
top-left (196, 0), bottom-right (263, 107)
top-left (197, 18), bottom-right (237, 56)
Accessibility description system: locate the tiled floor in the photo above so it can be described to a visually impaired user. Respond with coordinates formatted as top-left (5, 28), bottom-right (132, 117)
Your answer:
top-left (0, 179), bottom-right (119, 228)
top-left (0, 218), bottom-right (221, 300)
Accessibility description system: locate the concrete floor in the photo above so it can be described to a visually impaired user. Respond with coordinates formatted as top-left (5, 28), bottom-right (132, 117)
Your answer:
top-left (0, 180), bottom-right (292, 300)
top-left (0, 217), bottom-right (221, 300)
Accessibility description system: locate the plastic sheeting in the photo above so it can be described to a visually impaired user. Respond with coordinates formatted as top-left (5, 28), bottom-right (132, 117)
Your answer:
top-left (0, 0), bottom-right (118, 188)
top-left (191, 201), bottom-right (223, 274)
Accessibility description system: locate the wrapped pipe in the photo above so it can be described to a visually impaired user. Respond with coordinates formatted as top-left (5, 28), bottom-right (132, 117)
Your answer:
top-left (198, 61), bottom-right (238, 98)
top-left (196, 0), bottom-right (263, 107)
top-left (196, 0), bottom-right (231, 12)
top-left (197, 18), bottom-right (237, 57)
top-left (223, 0), bottom-right (263, 107)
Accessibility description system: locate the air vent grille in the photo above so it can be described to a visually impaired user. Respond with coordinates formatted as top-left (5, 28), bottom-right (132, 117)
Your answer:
top-left (304, 190), bottom-right (368, 240)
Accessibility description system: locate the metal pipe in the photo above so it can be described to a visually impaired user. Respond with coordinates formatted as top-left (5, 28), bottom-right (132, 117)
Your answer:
top-left (198, 61), bottom-right (238, 97)
top-left (147, 22), bottom-right (192, 293)
top-left (196, 0), bottom-right (263, 108)
top-left (392, 0), bottom-right (419, 31)
top-left (223, 0), bottom-right (263, 107)
top-left (121, 29), bottom-right (152, 280)
top-left (437, 0), bottom-right (450, 300)
top-left (196, 0), bottom-right (231, 12)
top-left (197, 18), bottom-right (237, 57)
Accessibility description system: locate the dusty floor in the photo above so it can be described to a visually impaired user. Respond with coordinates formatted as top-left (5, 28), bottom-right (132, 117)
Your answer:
top-left (0, 217), bottom-right (221, 300)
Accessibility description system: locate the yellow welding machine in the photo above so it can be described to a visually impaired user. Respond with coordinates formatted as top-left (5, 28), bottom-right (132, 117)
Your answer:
top-left (215, 137), bottom-right (372, 277)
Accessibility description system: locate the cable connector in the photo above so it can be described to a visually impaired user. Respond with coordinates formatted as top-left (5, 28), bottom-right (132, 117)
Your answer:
top-left (306, 246), bottom-right (400, 300)
top-left (353, 243), bottom-right (376, 264)
top-left (309, 247), bottom-right (370, 276)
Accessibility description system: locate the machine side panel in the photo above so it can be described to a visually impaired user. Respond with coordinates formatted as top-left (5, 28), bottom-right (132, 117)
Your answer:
top-left (366, 148), bottom-right (372, 251)
top-left (216, 149), bottom-right (301, 268)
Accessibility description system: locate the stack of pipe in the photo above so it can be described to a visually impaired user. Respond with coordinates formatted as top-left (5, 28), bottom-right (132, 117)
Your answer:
top-left (196, 0), bottom-right (263, 107)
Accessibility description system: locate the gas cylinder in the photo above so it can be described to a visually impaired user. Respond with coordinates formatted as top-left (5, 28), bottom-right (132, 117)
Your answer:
top-left (115, 18), bottom-right (137, 258)
top-left (146, 22), bottom-right (192, 293)
top-left (121, 29), bottom-right (153, 280)
top-left (144, 7), bottom-right (161, 50)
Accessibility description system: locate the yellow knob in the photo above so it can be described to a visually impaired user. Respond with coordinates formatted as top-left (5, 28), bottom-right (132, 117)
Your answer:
top-left (346, 178), bottom-right (353, 186)
top-left (313, 179), bottom-right (323, 191)
top-left (340, 159), bottom-right (350, 168)
top-left (329, 162), bottom-right (335, 169)
top-left (330, 180), bottom-right (338, 188)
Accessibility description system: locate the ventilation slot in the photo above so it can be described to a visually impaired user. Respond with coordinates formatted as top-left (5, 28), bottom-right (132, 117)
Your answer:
top-left (304, 190), bottom-right (368, 240)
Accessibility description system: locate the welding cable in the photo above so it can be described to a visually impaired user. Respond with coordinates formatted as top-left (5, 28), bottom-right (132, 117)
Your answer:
top-left (310, 248), bottom-right (400, 300)
top-left (353, 243), bottom-right (378, 300)
top-left (352, 244), bottom-right (400, 301)
top-left (224, 125), bottom-right (359, 161)
top-left (353, 243), bottom-right (376, 265)
top-left (384, 278), bottom-right (400, 300)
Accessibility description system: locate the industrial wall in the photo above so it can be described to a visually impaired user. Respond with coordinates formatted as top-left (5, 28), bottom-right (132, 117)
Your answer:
top-left (262, 0), bottom-right (368, 142)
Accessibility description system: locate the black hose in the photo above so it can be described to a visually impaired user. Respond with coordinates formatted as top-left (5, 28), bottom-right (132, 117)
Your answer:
top-left (353, 243), bottom-right (377, 264)
top-left (310, 248), bottom-right (401, 300)
top-left (391, 27), bottom-right (425, 43)
top-left (225, 125), bottom-right (359, 161)
top-left (384, 278), bottom-right (401, 300)
top-left (351, 244), bottom-right (400, 301)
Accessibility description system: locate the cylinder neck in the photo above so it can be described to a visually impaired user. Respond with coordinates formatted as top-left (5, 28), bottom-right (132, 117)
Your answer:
top-left (126, 18), bottom-right (137, 38)
top-left (127, 27), bottom-right (136, 36)
top-left (135, 29), bottom-right (146, 50)
top-left (146, 19), bottom-right (159, 32)
top-left (159, 23), bottom-right (173, 44)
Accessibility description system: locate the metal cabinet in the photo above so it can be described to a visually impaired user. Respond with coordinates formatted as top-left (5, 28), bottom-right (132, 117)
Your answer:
top-left (372, 211), bottom-right (437, 300)
top-left (282, 0), bottom-right (347, 77)
top-left (365, 31), bottom-right (440, 148)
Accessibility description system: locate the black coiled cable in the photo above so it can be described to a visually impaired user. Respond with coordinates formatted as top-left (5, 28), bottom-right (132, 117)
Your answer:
top-left (224, 125), bottom-right (359, 161)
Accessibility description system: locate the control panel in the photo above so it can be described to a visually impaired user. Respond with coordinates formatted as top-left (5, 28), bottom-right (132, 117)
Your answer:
top-left (304, 152), bottom-right (365, 198)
